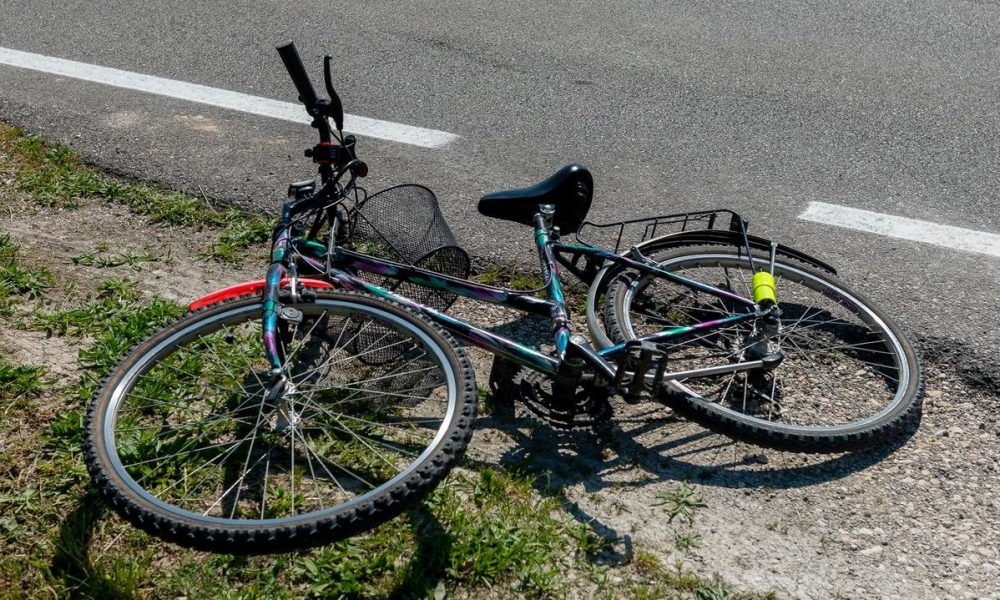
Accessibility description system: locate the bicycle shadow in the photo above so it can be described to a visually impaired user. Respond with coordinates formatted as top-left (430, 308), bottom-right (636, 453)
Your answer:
top-left (49, 490), bottom-right (456, 598)
top-left (471, 405), bottom-right (916, 566)
top-left (47, 491), bottom-right (124, 599)
top-left (467, 307), bottom-right (919, 565)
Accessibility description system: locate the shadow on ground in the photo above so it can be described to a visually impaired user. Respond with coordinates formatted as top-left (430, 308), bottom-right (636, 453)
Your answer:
top-left (469, 310), bottom-right (920, 564)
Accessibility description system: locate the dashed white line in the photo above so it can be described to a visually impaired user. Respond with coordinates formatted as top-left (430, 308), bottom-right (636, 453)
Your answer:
top-left (798, 201), bottom-right (1000, 258)
top-left (0, 46), bottom-right (458, 149)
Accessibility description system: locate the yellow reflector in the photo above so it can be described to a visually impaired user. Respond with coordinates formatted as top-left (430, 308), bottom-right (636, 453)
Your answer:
top-left (752, 272), bottom-right (778, 305)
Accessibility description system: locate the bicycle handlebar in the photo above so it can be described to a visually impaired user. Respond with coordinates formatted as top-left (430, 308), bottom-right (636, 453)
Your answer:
top-left (277, 41), bottom-right (319, 110)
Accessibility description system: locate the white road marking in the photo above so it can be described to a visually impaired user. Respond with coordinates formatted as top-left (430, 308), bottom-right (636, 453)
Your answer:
top-left (0, 46), bottom-right (458, 149)
top-left (798, 201), bottom-right (1000, 258)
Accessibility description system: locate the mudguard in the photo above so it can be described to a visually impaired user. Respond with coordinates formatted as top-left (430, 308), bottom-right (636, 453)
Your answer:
top-left (188, 278), bottom-right (334, 312)
top-left (632, 230), bottom-right (837, 275)
top-left (584, 230), bottom-right (837, 348)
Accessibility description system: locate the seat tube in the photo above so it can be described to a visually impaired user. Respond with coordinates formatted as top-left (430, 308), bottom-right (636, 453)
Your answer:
top-left (534, 205), bottom-right (571, 359)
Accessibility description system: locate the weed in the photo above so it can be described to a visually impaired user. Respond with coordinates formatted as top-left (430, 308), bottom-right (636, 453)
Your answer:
top-left (470, 264), bottom-right (545, 292)
top-left (508, 272), bottom-right (544, 291)
top-left (13, 134), bottom-right (45, 161)
top-left (633, 548), bottom-right (664, 576)
top-left (72, 249), bottom-right (169, 271)
top-left (204, 211), bottom-right (276, 263)
top-left (674, 530), bottom-right (701, 552)
top-left (70, 250), bottom-right (171, 272)
top-left (33, 278), bottom-right (182, 401)
top-left (427, 469), bottom-right (586, 596)
top-left (765, 521), bottom-right (789, 535)
top-left (43, 410), bottom-right (84, 455)
top-left (0, 359), bottom-right (51, 400)
top-left (0, 234), bottom-right (55, 302)
top-left (472, 265), bottom-right (504, 286)
top-left (653, 482), bottom-right (707, 524)
top-left (476, 386), bottom-right (515, 418)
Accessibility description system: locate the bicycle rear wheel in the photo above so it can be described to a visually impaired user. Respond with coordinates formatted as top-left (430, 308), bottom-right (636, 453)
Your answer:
top-left (85, 291), bottom-right (476, 553)
top-left (604, 246), bottom-right (922, 452)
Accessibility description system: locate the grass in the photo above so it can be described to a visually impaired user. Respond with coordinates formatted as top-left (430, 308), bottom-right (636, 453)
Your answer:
top-left (509, 272), bottom-right (545, 292)
top-left (0, 358), bottom-right (50, 401)
top-left (675, 531), bottom-right (702, 552)
top-left (1, 123), bottom-right (274, 264)
top-left (471, 265), bottom-right (504, 286)
top-left (654, 482), bottom-right (708, 525)
top-left (72, 247), bottom-right (171, 271)
top-left (204, 209), bottom-right (276, 263)
top-left (0, 234), bottom-right (54, 315)
top-left (471, 264), bottom-right (545, 292)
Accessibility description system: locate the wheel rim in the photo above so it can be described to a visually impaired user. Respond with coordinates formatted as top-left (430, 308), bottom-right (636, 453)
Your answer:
top-left (622, 253), bottom-right (912, 434)
top-left (102, 299), bottom-right (458, 527)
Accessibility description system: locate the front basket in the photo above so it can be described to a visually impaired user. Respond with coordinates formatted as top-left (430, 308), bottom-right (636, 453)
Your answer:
top-left (350, 184), bottom-right (471, 311)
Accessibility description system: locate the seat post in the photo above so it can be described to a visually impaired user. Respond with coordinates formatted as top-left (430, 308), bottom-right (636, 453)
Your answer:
top-left (533, 204), bottom-right (571, 359)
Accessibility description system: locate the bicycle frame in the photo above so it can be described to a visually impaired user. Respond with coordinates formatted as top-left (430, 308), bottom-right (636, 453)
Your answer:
top-left (253, 200), bottom-right (773, 389)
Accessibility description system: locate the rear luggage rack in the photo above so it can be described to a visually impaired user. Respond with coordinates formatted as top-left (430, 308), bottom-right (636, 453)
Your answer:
top-left (575, 209), bottom-right (750, 254)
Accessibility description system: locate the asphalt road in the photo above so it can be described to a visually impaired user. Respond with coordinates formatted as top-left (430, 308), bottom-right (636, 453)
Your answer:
top-left (1, 0), bottom-right (998, 383)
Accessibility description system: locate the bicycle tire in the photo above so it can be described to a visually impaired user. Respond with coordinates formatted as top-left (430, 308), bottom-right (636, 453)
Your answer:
top-left (84, 290), bottom-right (477, 553)
top-left (603, 246), bottom-right (922, 452)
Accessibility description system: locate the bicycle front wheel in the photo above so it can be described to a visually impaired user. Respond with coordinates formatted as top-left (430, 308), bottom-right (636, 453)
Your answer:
top-left (604, 247), bottom-right (922, 452)
top-left (85, 291), bottom-right (477, 553)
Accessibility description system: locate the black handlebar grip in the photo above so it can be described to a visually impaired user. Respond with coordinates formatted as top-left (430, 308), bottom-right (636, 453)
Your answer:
top-left (276, 41), bottom-right (319, 109)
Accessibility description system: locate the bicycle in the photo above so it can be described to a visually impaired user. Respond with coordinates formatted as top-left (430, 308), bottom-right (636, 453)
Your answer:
top-left (83, 42), bottom-right (923, 553)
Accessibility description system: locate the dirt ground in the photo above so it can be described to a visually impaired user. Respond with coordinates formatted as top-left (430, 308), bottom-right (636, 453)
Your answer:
top-left (3, 189), bottom-right (999, 600)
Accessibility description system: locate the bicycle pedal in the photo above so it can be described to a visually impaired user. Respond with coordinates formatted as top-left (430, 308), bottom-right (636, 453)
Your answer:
top-left (487, 355), bottom-right (521, 407)
top-left (616, 340), bottom-right (667, 399)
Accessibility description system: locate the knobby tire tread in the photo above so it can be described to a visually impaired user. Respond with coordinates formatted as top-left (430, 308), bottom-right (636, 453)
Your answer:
top-left (83, 290), bottom-right (477, 553)
top-left (602, 245), bottom-right (923, 452)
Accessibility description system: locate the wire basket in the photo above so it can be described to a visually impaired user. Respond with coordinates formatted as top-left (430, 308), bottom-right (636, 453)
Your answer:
top-left (349, 184), bottom-right (471, 312)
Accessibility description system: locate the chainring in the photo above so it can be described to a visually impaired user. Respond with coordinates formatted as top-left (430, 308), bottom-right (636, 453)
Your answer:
top-left (488, 356), bottom-right (612, 429)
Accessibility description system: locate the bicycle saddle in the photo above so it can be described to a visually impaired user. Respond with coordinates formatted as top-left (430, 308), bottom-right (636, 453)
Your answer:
top-left (478, 164), bottom-right (593, 233)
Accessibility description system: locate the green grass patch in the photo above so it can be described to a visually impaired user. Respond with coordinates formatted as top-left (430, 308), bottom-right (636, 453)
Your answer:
top-left (287, 467), bottom-right (598, 598)
top-left (654, 482), bottom-right (708, 525)
top-left (33, 278), bottom-right (184, 401)
top-left (0, 234), bottom-right (54, 312)
top-left (204, 209), bottom-right (277, 263)
top-left (0, 123), bottom-right (272, 262)
top-left (72, 246), bottom-right (171, 271)
top-left (471, 265), bottom-right (504, 286)
top-left (0, 358), bottom-right (50, 401)
top-left (470, 264), bottom-right (546, 293)
top-left (508, 272), bottom-right (545, 291)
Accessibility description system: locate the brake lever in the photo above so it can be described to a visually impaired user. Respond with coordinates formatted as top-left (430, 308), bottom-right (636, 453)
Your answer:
top-left (323, 56), bottom-right (345, 132)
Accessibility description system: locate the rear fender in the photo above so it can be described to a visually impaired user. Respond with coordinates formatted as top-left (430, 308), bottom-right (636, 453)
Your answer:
top-left (188, 278), bottom-right (335, 312)
top-left (633, 230), bottom-right (837, 275)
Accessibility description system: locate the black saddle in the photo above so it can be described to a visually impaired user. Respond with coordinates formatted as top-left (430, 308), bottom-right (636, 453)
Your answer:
top-left (478, 164), bottom-right (593, 233)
